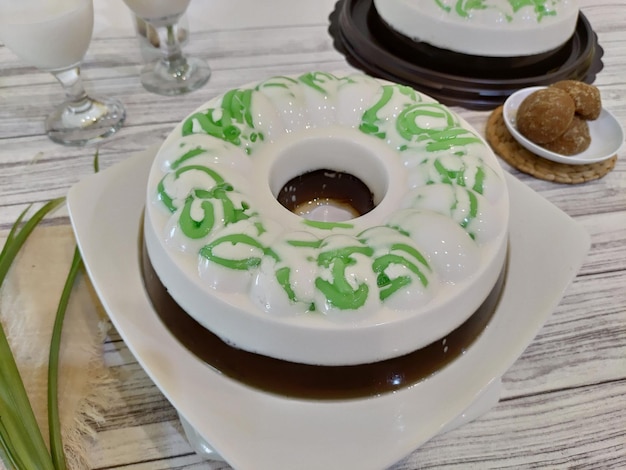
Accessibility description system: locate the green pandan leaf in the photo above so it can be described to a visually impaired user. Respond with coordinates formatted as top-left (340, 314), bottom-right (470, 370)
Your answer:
top-left (0, 199), bottom-right (64, 470)
top-left (47, 247), bottom-right (82, 470)
top-left (1, 150), bottom-right (98, 470)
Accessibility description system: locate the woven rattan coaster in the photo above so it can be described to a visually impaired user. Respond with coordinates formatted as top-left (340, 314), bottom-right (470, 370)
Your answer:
top-left (486, 106), bottom-right (617, 183)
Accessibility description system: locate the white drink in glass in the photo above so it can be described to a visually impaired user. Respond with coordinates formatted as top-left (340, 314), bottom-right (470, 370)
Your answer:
top-left (0, 0), bottom-right (93, 71)
top-left (0, 0), bottom-right (125, 145)
top-left (123, 0), bottom-right (190, 23)
top-left (122, 0), bottom-right (210, 95)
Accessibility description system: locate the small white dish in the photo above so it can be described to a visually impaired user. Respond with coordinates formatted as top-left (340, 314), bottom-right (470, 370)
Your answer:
top-left (67, 147), bottom-right (589, 470)
top-left (503, 86), bottom-right (624, 165)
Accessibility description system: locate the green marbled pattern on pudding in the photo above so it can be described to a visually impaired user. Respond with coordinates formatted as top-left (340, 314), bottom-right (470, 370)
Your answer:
top-left (434, 0), bottom-right (559, 22)
top-left (152, 72), bottom-right (507, 315)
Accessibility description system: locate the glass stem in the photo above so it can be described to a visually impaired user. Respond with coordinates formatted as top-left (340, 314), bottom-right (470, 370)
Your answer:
top-left (154, 21), bottom-right (188, 75)
top-left (51, 66), bottom-right (92, 113)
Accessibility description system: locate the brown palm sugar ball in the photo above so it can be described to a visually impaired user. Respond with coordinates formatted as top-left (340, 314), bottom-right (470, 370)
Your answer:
top-left (516, 88), bottom-right (575, 144)
top-left (542, 115), bottom-right (591, 155)
top-left (550, 80), bottom-right (602, 120)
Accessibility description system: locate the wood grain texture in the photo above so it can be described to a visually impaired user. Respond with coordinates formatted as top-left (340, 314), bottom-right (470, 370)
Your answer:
top-left (1, 0), bottom-right (625, 468)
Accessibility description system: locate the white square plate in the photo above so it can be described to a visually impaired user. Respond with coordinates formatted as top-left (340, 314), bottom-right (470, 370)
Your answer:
top-left (68, 147), bottom-right (589, 470)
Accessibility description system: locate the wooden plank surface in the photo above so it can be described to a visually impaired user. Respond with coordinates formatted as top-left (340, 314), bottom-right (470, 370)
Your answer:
top-left (1, 0), bottom-right (625, 468)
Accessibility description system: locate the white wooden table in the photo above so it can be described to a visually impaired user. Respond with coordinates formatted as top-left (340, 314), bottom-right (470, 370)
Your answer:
top-left (1, 1), bottom-right (625, 468)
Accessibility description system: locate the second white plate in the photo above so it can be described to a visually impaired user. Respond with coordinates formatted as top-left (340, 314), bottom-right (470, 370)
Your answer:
top-left (503, 86), bottom-right (623, 165)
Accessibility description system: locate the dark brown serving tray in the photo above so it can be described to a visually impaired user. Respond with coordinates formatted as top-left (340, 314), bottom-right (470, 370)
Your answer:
top-left (329, 0), bottom-right (604, 110)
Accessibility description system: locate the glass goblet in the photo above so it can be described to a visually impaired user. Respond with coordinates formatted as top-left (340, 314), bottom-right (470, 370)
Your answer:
top-left (0, 0), bottom-right (126, 146)
top-left (123, 0), bottom-right (211, 96)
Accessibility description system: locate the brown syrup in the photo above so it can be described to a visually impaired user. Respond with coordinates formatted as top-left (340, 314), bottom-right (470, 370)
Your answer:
top-left (140, 231), bottom-right (507, 400)
top-left (276, 169), bottom-right (375, 218)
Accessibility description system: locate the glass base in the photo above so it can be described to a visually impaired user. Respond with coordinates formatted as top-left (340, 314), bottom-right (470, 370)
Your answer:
top-left (140, 56), bottom-right (211, 96)
top-left (178, 413), bottom-right (225, 462)
top-left (45, 96), bottom-right (126, 146)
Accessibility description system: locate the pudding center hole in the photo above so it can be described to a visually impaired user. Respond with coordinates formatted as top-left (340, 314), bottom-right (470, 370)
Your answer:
top-left (277, 169), bottom-right (375, 222)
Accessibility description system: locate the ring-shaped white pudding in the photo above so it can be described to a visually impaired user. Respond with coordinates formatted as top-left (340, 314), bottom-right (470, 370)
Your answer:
top-left (144, 71), bottom-right (509, 365)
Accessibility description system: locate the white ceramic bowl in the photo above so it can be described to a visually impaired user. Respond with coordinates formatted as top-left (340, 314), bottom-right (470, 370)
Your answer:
top-left (503, 86), bottom-right (624, 165)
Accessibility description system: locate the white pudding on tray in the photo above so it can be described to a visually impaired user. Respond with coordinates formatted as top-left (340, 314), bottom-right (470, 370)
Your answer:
top-left (373, 0), bottom-right (580, 57)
